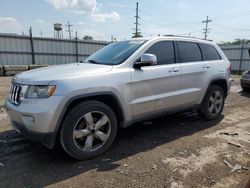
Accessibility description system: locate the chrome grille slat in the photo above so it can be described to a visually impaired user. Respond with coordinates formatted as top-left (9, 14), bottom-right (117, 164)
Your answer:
top-left (10, 85), bottom-right (14, 101)
top-left (9, 83), bottom-right (21, 105)
top-left (14, 86), bottom-right (18, 104)
top-left (14, 86), bottom-right (20, 104)
top-left (11, 85), bottom-right (15, 101)
top-left (13, 85), bottom-right (17, 101)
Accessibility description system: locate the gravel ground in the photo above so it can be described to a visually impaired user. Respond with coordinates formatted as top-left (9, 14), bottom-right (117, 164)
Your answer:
top-left (0, 76), bottom-right (249, 188)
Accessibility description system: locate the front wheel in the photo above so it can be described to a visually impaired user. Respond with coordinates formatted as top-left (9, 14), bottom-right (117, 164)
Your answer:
top-left (198, 85), bottom-right (225, 120)
top-left (60, 101), bottom-right (117, 160)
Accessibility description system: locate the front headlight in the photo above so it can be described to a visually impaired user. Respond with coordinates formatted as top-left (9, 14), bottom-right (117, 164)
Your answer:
top-left (26, 85), bottom-right (56, 98)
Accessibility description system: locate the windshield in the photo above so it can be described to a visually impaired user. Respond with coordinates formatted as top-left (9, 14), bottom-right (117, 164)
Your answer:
top-left (85, 40), bottom-right (146, 65)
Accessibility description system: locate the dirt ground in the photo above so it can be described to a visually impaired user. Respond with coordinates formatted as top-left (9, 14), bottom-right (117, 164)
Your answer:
top-left (0, 76), bottom-right (249, 188)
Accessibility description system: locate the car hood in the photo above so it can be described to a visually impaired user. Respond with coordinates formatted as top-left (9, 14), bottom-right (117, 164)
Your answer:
top-left (14, 63), bottom-right (113, 85)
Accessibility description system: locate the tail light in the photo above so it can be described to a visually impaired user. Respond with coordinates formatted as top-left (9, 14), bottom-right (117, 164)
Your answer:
top-left (228, 63), bottom-right (232, 73)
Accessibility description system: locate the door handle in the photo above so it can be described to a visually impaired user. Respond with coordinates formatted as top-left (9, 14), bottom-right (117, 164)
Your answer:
top-left (203, 65), bottom-right (211, 69)
top-left (169, 68), bottom-right (179, 73)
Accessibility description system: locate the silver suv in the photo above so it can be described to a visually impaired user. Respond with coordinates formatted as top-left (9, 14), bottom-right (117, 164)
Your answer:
top-left (5, 37), bottom-right (231, 160)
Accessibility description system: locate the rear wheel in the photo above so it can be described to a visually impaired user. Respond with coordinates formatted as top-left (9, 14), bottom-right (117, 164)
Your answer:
top-left (60, 101), bottom-right (117, 160)
top-left (198, 85), bottom-right (225, 120)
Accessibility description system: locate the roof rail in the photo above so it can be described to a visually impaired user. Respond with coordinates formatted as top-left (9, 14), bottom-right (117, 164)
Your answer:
top-left (162, 35), bottom-right (213, 42)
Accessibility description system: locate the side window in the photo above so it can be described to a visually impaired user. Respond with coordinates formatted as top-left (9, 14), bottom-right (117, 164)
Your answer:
top-left (177, 41), bottom-right (202, 63)
top-left (199, 43), bottom-right (221, 61)
top-left (145, 41), bottom-right (175, 65)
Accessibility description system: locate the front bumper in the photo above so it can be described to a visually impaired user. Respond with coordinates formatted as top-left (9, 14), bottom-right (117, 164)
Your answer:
top-left (5, 96), bottom-right (64, 148)
top-left (240, 78), bottom-right (250, 88)
top-left (11, 121), bottom-right (56, 148)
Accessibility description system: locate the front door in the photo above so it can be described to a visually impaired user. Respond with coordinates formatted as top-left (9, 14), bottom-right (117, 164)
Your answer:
top-left (130, 40), bottom-right (182, 119)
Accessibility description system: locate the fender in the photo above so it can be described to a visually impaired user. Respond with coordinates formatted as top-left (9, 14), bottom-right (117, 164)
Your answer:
top-left (50, 91), bottom-right (126, 148)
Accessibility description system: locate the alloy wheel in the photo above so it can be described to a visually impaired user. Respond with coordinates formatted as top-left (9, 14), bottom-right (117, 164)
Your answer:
top-left (73, 111), bottom-right (111, 152)
top-left (208, 90), bottom-right (223, 115)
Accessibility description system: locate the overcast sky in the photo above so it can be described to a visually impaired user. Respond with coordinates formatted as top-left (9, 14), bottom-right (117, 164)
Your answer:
top-left (0, 0), bottom-right (250, 43)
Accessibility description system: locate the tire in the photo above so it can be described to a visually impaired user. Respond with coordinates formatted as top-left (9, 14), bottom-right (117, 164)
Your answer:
top-left (60, 100), bottom-right (117, 160)
top-left (242, 87), bottom-right (247, 91)
top-left (241, 86), bottom-right (250, 92)
top-left (198, 85), bottom-right (225, 120)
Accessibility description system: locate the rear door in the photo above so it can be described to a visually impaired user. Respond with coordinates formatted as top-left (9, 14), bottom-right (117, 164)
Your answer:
top-left (130, 40), bottom-right (182, 118)
top-left (177, 41), bottom-right (222, 106)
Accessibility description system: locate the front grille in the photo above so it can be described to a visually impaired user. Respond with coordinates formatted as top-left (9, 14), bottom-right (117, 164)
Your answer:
top-left (9, 83), bottom-right (21, 105)
top-left (242, 74), bottom-right (250, 79)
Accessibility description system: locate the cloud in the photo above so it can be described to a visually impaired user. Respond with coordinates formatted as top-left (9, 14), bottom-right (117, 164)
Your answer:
top-left (178, 2), bottom-right (188, 10)
top-left (107, 2), bottom-right (132, 9)
top-left (77, 21), bottom-right (86, 26)
top-left (36, 19), bottom-right (45, 24)
top-left (0, 16), bottom-right (22, 33)
top-left (91, 12), bottom-right (120, 23)
top-left (47, 0), bottom-right (120, 23)
top-left (47, 0), bottom-right (98, 13)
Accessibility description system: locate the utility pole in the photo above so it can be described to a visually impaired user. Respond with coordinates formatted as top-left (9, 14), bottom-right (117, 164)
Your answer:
top-left (202, 16), bottom-right (212, 40)
top-left (29, 27), bottom-right (35, 65)
top-left (132, 2), bottom-right (142, 38)
top-left (75, 31), bottom-right (79, 62)
top-left (65, 21), bottom-right (73, 39)
top-left (238, 39), bottom-right (245, 75)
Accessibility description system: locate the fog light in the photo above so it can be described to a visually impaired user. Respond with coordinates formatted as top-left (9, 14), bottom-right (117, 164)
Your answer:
top-left (21, 115), bottom-right (34, 126)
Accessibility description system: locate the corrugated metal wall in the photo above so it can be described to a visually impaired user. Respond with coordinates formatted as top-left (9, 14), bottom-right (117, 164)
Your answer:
top-left (0, 34), bottom-right (108, 65)
top-left (220, 44), bottom-right (250, 71)
top-left (1, 34), bottom-right (250, 71)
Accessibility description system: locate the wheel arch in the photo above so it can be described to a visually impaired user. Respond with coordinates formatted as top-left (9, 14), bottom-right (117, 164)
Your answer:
top-left (210, 79), bottom-right (228, 96)
top-left (51, 92), bottom-right (126, 147)
top-left (201, 78), bottom-right (228, 106)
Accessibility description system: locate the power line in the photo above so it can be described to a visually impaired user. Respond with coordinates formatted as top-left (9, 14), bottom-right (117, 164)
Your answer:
top-left (65, 21), bottom-right (73, 39)
top-left (202, 16), bottom-right (212, 40)
top-left (132, 2), bottom-right (142, 38)
top-left (213, 22), bottom-right (250, 31)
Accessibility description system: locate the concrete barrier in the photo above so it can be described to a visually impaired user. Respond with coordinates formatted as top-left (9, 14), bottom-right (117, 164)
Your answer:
top-left (0, 65), bottom-right (48, 76)
top-left (4, 71), bottom-right (23, 76)
top-left (0, 65), bottom-right (3, 76)
top-left (3, 65), bottom-right (29, 76)
top-left (29, 65), bottom-right (48, 70)
top-left (4, 65), bottom-right (29, 71)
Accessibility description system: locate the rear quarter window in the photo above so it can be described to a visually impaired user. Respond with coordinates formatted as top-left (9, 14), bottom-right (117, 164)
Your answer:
top-left (177, 41), bottom-right (202, 63)
top-left (199, 43), bottom-right (221, 61)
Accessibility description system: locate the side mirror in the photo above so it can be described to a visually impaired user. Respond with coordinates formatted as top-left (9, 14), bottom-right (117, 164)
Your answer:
top-left (134, 53), bottom-right (157, 68)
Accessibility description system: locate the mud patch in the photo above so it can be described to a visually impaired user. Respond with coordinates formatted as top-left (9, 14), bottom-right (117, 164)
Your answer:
top-left (205, 121), bottom-right (250, 151)
top-left (162, 143), bottom-right (228, 177)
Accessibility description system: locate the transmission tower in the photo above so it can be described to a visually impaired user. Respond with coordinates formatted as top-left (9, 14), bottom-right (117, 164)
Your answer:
top-left (202, 16), bottom-right (212, 40)
top-left (132, 2), bottom-right (142, 38)
top-left (65, 21), bottom-right (73, 39)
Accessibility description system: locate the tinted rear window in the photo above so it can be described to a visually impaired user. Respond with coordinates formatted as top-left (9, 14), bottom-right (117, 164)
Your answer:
top-left (177, 41), bottom-right (202, 63)
top-left (199, 43), bottom-right (221, 61)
